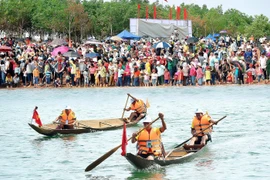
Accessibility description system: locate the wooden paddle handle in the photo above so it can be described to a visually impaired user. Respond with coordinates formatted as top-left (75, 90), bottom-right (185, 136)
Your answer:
top-left (121, 95), bottom-right (129, 119)
top-left (127, 93), bottom-right (137, 101)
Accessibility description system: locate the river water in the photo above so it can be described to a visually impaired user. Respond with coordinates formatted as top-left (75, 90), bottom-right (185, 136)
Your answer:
top-left (0, 85), bottom-right (269, 180)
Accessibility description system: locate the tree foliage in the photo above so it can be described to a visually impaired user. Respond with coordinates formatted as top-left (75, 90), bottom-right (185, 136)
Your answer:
top-left (0, 0), bottom-right (269, 40)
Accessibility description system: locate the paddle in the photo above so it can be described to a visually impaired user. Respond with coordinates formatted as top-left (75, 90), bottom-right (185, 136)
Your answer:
top-left (121, 94), bottom-right (130, 119)
top-left (165, 115), bottom-right (227, 159)
top-left (85, 116), bottom-right (160, 172)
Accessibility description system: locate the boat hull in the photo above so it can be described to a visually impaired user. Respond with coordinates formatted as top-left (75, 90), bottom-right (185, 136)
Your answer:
top-left (125, 144), bottom-right (207, 169)
top-left (29, 118), bottom-right (138, 136)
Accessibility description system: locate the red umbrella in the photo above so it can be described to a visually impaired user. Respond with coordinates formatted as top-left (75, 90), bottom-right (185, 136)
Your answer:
top-left (0, 45), bottom-right (12, 52)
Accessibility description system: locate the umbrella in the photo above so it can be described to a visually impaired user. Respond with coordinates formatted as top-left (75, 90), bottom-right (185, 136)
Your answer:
top-left (63, 51), bottom-right (80, 58)
top-left (84, 40), bottom-right (103, 45)
top-left (220, 30), bottom-right (227, 34)
top-left (110, 36), bottom-right (123, 41)
top-left (0, 45), bottom-right (12, 52)
top-left (85, 52), bottom-right (100, 58)
top-left (213, 33), bottom-right (220, 37)
top-left (186, 37), bottom-right (199, 44)
top-left (51, 46), bottom-right (70, 56)
top-left (49, 38), bottom-right (68, 47)
top-left (153, 42), bottom-right (171, 49)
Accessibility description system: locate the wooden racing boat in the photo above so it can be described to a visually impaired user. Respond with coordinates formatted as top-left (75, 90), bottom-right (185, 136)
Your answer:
top-left (125, 144), bottom-right (206, 169)
top-left (29, 117), bottom-right (138, 136)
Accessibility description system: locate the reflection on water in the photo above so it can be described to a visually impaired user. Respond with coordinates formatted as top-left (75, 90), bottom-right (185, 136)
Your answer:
top-left (128, 168), bottom-right (167, 180)
top-left (196, 160), bottom-right (214, 170)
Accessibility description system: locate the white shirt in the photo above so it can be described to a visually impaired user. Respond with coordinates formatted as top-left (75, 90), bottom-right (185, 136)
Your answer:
top-left (117, 69), bottom-right (124, 77)
top-left (260, 56), bottom-right (267, 69)
top-left (156, 65), bottom-right (165, 76)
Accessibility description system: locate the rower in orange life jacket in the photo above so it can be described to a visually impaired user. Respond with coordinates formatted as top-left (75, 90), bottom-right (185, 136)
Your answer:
top-left (56, 105), bottom-right (77, 129)
top-left (124, 94), bottom-right (147, 122)
top-left (131, 113), bottom-right (167, 160)
top-left (190, 109), bottom-right (218, 146)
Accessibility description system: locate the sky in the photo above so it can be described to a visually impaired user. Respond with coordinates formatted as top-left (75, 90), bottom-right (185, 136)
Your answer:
top-left (151, 0), bottom-right (269, 18)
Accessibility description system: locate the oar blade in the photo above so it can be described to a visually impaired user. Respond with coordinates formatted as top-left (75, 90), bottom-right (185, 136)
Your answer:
top-left (85, 145), bottom-right (121, 172)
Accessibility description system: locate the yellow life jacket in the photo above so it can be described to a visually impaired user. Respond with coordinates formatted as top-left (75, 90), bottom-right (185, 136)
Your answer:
top-left (137, 127), bottom-right (162, 156)
top-left (60, 110), bottom-right (75, 125)
top-left (130, 100), bottom-right (146, 114)
top-left (192, 114), bottom-right (211, 136)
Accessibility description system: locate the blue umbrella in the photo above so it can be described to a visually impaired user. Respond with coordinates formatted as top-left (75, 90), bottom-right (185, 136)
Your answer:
top-left (153, 42), bottom-right (171, 49)
top-left (85, 52), bottom-right (100, 58)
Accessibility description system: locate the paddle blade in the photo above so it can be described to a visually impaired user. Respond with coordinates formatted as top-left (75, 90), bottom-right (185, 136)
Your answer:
top-left (85, 144), bottom-right (121, 172)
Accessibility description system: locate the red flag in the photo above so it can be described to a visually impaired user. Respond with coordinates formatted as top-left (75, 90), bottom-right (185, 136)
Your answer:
top-left (184, 8), bottom-right (188, 20)
top-left (146, 6), bottom-right (148, 19)
top-left (176, 6), bottom-right (181, 20)
top-left (121, 123), bottom-right (127, 156)
top-left (164, 0), bottom-right (168, 2)
top-left (137, 4), bottom-right (140, 18)
top-left (32, 107), bottom-right (42, 127)
top-left (169, 7), bottom-right (172, 20)
top-left (153, 5), bottom-right (156, 19)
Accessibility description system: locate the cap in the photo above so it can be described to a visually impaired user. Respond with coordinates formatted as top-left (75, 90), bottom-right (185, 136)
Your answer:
top-left (195, 108), bottom-right (203, 114)
top-left (142, 116), bottom-right (152, 123)
top-left (65, 106), bottom-right (71, 110)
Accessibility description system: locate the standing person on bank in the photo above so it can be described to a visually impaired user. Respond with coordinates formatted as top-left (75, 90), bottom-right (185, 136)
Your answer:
top-left (131, 113), bottom-right (167, 160)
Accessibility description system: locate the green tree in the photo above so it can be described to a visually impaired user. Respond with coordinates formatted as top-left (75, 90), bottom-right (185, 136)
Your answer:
top-left (245, 15), bottom-right (270, 39)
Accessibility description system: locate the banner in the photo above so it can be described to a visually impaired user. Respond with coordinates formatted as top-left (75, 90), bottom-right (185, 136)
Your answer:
top-left (184, 8), bottom-right (188, 20)
top-left (153, 6), bottom-right (156, 19)
top-left (146, 6), bottom-right (148, 19)
top-left (137, 4), bottom-right (140, 18)
top-left (176, 6), bottom-right (181, 20)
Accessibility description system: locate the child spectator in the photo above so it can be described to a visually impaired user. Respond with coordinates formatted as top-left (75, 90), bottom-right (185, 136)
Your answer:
top-left (151, 68), bottom-right (158, 86)
top-left (246, 64), bottom-right (255, 84)
top-left (33, 66), bottom-right (40, 88)
top-left (83, 69), bottom-right (89, 87)
top-left (54, 77), bottom-right (61, 87)
top-left (173, 72), bottom-right (179, 86)
top-left (205, 66), bottom-right (211, 86)
top-left (65, 71), bottom-right (71, 87)
top-left (45, 69), bottom-right (52, 87)
top-left (177, 66), bottom-right (184, 86)
top-left (164, 68), bottom-right (170, 86)
top-left (255, 64), bottom-right (263, 83)
top-left (6, 73), bottom-right (13, 88)
top-left (143, 70), bottom-right (150, 87)
top-left (227, 70), bottom-right (233, 84)
top-left (75, 67), bottom-right (81, 87)
top-left (13, 73), bottom-right (20, 87)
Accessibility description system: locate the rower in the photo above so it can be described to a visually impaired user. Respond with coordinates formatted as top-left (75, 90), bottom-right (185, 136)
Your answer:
top-left (124, 93), bottom-right (147, 122)
top-left (56, 106), bottom-right (77, 129)
top-left (131, 113), bottom-right (166, 160)
top-left (189, 109), bottom-right (217, 146)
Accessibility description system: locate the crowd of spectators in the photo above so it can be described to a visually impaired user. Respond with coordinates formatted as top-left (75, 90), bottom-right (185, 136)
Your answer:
top-left (0, 34), bottom-right (270, 89)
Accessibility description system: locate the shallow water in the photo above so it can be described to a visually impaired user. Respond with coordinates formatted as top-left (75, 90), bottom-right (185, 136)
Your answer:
top-left (0, 85), bottom-right (269, 180)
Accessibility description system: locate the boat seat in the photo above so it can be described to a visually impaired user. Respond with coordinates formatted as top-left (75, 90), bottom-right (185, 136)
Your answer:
top-left (167, 151), bottom-right (187, 157)
top-left (183, 144), bottom-right (204, 150)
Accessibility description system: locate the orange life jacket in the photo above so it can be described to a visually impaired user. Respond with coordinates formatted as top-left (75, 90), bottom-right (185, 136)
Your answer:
top-left (137, 127), bottom-right (162, 156)
top-left (60, 110), bottom-right (75, 125)
top-left (130, 100), bottom-right (146, 114)
top-left (192, 114), bottom-right (211, 136)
